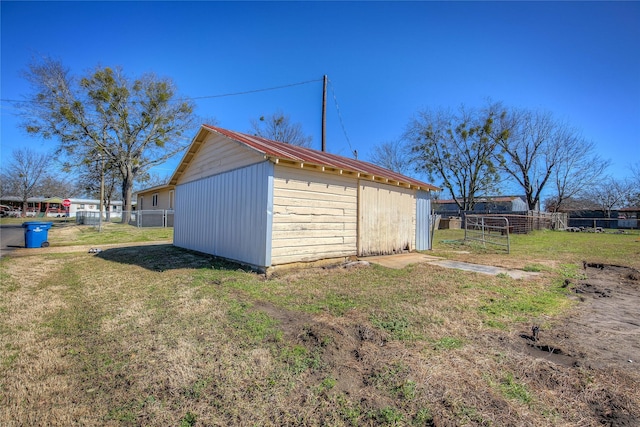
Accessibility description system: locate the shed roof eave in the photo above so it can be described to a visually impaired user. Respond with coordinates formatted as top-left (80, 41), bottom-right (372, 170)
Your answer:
top-left (266, 155), bottom-right (437, 191)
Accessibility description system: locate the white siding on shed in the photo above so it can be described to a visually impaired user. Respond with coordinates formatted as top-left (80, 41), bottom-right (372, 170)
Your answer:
top-left (174, 161), bottom-right (273, 268)
top-left (358, 181), bottom-right (416, 256)
top-left (271, 165), bottom-right (358, 265)
top-left (415, 191), bottom-right (432, 250)
top-left (178, 133), bottom-right (264, 185)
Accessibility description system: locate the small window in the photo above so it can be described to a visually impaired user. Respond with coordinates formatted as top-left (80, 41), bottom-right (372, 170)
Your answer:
top-left (80, 204), bottom-right (85, 209)
top-left (152, 193), bottom-right (158, 207)
top-left (169, 190), bottom-right (174, 210)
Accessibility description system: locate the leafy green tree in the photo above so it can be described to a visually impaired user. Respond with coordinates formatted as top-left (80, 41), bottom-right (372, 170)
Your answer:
top-left (250, 111), bottom-right (313, 148)
top-left (405, 106), bottom-right (504, 210)
top-left (18, 57), bottom-right (196, 223)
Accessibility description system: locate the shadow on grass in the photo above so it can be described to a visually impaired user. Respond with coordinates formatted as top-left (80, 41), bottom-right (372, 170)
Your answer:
top-left (96, 244), bottom-right (253, 272)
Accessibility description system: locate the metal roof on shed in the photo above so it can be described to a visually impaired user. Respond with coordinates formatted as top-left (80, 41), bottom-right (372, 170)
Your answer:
top-left (171, 124), bottom-right (437, 191)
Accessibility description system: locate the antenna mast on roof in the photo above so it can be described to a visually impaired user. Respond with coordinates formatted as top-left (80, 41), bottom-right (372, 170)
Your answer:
top-left (321, 75), bottom-right (327, 152)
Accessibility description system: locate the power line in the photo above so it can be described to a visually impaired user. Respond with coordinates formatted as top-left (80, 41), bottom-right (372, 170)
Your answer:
top-left (0, 78), bottom-right (324, 105)
top-left (181, 78), bottom-right (323, 101)
top-left (328, 78), bottom-right (357, 159)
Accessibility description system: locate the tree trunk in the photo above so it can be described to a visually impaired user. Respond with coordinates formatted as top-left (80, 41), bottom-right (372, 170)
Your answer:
top-left (121, 166), bottom-right (134, 224)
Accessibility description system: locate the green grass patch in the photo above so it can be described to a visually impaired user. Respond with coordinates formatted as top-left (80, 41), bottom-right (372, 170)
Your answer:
top-left (279, 344), bottom-right (321, 375)
top-left (371, 314), bottom-right (409, 338)
top-left (51, 222), bottom-right (173, 246)
top-left (369, 406), bottom-right (405, 424)
top-left (499, 373), bottom-right (533, 404)
top-left (432, 336), bottom-right (464, 351)
top-left (523, 263), bottom-right (544, 272)
top-left (477, 280), bottom-right (571, 327)
top-left (227, 301), bottom-right (283, 345)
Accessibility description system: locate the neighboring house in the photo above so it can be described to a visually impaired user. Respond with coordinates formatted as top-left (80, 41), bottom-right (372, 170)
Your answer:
top-left (136, 184), bottom-right (175, 211)
top-left (0, 196), bottom-right (124, 218)
top-left (618, 207), bottom-right (639, 229)
top-left (566, 207), bottom-right (639, 229)
top-left (170, 125), bottom-right (439, 271)
top-left (135, 184), bottom-right (175, 227)
top-left (435, 196), bottom-right (531, 216)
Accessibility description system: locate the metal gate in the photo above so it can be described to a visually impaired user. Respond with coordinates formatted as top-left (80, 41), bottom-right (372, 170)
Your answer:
top-left (464, 215), bottom-right (510, 253)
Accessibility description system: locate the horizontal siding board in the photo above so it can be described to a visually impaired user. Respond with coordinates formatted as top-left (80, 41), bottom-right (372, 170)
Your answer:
top-left (274, 205), bottom-right (353, 217)
top-left (272, 214), bottom-right (357, 224)
top-left (272, 222), bottom-right (352, 231)
top-left (273, 197), bottom-right (355, 210)
top-left (271, 165), bottom-right (357, 265)
top-left (274, 184), bottom-right (359, 200)
top-left (271, 248), bottom-right (356, 264)
top-left (270, 229), bottom-right (356, 240)
top-left (178, 133), bottom-right (264, 185)
top-left (174, 161), bottom-right (272, 267)
top-left (272, 236), bottom-right (357, 248)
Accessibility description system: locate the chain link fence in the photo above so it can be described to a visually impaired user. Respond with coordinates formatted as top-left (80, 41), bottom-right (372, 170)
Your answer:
top-left (76, 210), bottom-right (174, 227)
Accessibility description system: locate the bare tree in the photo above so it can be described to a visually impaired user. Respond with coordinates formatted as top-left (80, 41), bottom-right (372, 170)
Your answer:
top-left (627, 161), bottom-right (640, 207)
top-left (490, 107), bottom-right (570, 211)
top-left (405, 106), bottom-right (503, 211)
top-left (368, 140), bottom-right (412, 175)
top-left (250, 111), bottom-right (313, 148)
top-left (38, 174), bottom-right (77, 198)
top-left (548, 137), bottom-right (610, 212)
top-left (17, 57), bottom-right (196, 223)
top-left (134, 171), bottom-right (171, 193)
top-left (0, 148), bottom-right (50, 216)
top-left (590, 177), bottom-right (630, 218)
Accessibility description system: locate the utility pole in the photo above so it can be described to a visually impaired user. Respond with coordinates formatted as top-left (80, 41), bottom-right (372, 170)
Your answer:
top-left (99, 150), bottom-right (104, 233)
top-left (322, 75), bottom-right (327, 152)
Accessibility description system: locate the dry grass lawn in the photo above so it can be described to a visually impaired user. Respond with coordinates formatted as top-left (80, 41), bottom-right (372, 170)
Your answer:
top-left (1, 228), bottom-right (639, 426)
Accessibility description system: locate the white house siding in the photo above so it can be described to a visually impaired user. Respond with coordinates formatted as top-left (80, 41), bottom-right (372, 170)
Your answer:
top-left (271, 165), bottom-right (358, 265)
top-left (358, 181), bottom-right (416, 256)
top-left (174, 161), bottom-right (273, 268)
top-left (178, 133), bottom-right (265, 184)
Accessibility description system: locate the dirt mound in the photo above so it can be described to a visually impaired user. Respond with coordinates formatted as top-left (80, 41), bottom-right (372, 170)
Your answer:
top-left (254, 301), bottom-right (397, 401)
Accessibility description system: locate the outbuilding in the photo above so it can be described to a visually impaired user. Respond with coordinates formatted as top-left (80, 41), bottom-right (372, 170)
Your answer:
top-left (171, 125), bottom-right (438, 271)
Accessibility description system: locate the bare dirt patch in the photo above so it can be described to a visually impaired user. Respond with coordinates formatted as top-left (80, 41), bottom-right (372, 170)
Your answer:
top-left (510, 262), bottom-right (640, 426)
top-left (521, 263), bottom-right (640, 371)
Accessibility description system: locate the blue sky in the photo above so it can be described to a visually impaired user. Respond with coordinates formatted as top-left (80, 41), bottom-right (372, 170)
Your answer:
top-left (1, 1), bottom-right (639, 190)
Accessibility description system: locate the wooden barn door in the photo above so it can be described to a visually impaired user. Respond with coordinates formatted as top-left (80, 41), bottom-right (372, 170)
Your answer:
top-left (357, 181), bottom-right (415, 256)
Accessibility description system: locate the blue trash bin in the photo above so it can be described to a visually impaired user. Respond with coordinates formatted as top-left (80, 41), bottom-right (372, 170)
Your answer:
top-left (22, 221), bottom-right (53, 248)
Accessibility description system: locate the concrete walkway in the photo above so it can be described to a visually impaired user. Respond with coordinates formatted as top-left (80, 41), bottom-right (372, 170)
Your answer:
top-left (361, 252), bottom-right (540, 280)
